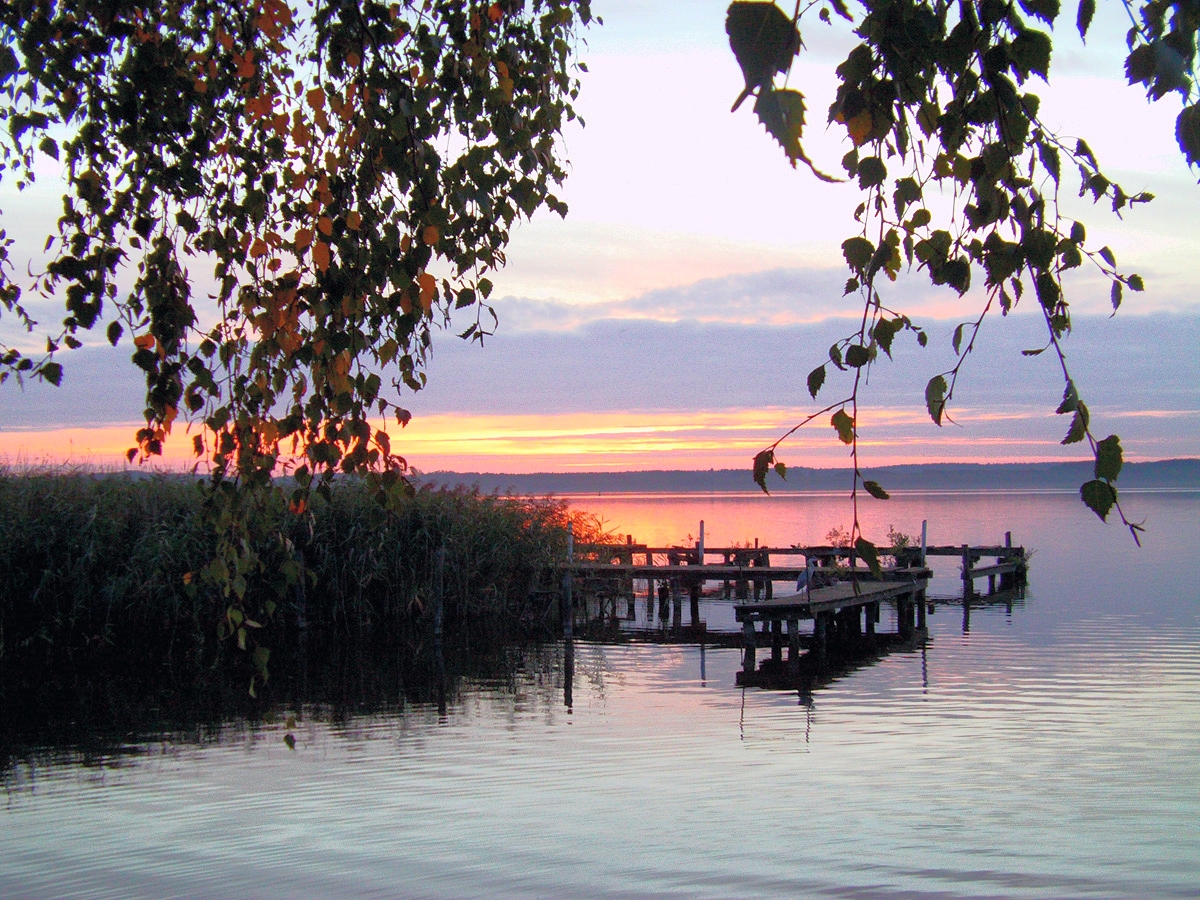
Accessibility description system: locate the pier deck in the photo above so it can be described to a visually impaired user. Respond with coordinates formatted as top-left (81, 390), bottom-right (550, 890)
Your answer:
top-left (735, 578), bottom-right (928, 620)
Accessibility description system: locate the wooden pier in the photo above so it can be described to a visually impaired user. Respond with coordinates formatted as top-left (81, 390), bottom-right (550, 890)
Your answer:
top-left (562, 537), bottom-right (1025, 605)
top-left (554, 523), bottom-right (1028, 682)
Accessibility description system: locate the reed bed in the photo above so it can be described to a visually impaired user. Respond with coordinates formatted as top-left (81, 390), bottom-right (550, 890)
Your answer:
top-left (0, 470), bottom-right (604, 705)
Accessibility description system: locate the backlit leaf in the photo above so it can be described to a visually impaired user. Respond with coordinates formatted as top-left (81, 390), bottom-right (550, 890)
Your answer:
top-left (1056, 380), bottom-right (1078, 415)
top-left (1062, 403), bottom-right (1089, 444)
top-left (753, 88), bottom-right (838, 181)
top-left (856, 156), bottom-right (886, 188)
top-left (726, 2), bottom-right (800, 111)
top-left (925, 375), bottom-right (947, 425)
top-left (1178, 103), bottom-right (1200, 167)
top-left (829, 343), bottom-right (845, 370)
top-left (312, 241), bottom-right (330, 272)
top-left (847, 110), bottom-right (873, 145)
top-left (1080, 479), bottom-right (1116, 521)
top-left (831, 408), bottom-right (855, 444)
top-left (855, 536), bottom-right (882, 577)
top-left (753, 448), bottom-right (774, 493)
top-left (845, 344), bottom-right (870, 367)
top-left (842, 237), bottom-right (874, 273)
top-left (873, 318), bottom-right (896, 357)
top-left (1094, 434), bottom-right (1123, 480)
top-left (807, 364), bottom-right (826, 399)
top-left (40, 362), bottom-right (63, 386)
top-left (1076, 0), bottom-right (1095, 38)
top-left (418, 272), bottom-right (436, 313)
top-left (863, 479), bottom-right (889, 500)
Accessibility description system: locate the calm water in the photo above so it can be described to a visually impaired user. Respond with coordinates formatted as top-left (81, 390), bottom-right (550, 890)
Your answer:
top-left (3, 491), bottom-right (1199, 899)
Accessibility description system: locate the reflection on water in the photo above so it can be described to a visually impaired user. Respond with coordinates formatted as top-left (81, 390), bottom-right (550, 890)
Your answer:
top-left (2, 492), bottom-right (1199, 899)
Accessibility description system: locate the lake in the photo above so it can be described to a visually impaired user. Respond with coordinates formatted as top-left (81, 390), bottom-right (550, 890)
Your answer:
top-left (3, 490), bottom-right (1199, 899)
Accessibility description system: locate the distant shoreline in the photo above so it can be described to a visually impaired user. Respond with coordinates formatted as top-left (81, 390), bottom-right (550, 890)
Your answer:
top-left (420, 458), bottom-right (1200, 496)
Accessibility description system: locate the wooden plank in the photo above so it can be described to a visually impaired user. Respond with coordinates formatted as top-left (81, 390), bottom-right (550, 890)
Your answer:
top-left (563, 563), bottom-right (932, 581)
top-left (734, 579), bottom-right (926, 620)
top-left (567, 564), bottom-right (804, 579)
top-left (579, 542), bottom-right (1022, 557)
top-left (965, 562), bottom-right (1021, 578)
top-left (925, 544), bottom-right (1021, 556)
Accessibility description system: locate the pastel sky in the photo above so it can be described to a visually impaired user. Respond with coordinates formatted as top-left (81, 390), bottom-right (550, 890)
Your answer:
top-left (1, 0), bottom-right (1197, 474)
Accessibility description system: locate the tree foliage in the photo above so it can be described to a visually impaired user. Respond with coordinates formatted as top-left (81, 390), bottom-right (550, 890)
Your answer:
top-left (730, 0), bottom-right (1199, 547)
top-left (0, 0), bottom-right (593, 683)
top-left (2, 0), bottom-right (591, 478)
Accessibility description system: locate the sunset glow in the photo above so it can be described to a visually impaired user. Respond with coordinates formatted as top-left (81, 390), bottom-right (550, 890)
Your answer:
top-left (5, 404), bottom-right (1184, 475)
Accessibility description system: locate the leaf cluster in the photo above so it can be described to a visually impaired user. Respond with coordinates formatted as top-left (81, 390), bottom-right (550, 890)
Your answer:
top-left (0, 0), bottom-right (591, 490)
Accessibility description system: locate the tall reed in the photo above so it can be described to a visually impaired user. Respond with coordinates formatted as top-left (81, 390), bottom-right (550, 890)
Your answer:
top-left (0, 470), bottom-right (605, 699)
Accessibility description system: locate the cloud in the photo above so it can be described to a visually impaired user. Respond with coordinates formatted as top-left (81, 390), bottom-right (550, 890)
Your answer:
top-left (492, 265), bottom-right (1003, 333)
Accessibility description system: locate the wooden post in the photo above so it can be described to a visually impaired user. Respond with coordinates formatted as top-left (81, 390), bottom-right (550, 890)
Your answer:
top-left (562, 523), bottom-right (574, 639)
top-left (689, 581), bottom-right (701, 627)
top-left (813, 612), bottom-right (829, 666)
top-left (916, 588), bottom-right (927, 630)
top-left (698, 520), bottom-right (705, 565)
top-left (898, 598), bottom-right (912, 640)
top-left (742, 619), bottom-right (757, 671)
top-left (787, 617), bottom-right (800, 668)
top-left (625, 534), bottom-right (635, 604)
top-left (771, 619), bottom-right (783, 664)
top-left (1000, 531), bottom-right (1014, 590)
top-left (645, 547), bottom-right (655, 613)
top-left (840, 607), bottom-right (860, 638)
top-left (657, 582), bottom-right (670, 624)
top-left (563, 637), bottom-right (574, 710)
top-left (962, 595), bottom-right (971, 633)
top-left (865, 601), bottom-right (876, 637)
top-left (961, 543), bottom-right (974, 598)
top-left (921, 520), bottom-right (928, 566)
top-left (671, 577), bottom-right (682, 633)
top-left (763, 549), bottom-right (773, 599)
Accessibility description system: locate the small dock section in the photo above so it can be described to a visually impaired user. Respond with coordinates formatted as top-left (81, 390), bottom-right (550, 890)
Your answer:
top-left (735, 574), bottom-right (929, 677)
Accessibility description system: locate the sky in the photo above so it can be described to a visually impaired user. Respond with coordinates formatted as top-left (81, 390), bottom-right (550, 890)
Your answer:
top-left (1, 0), bottom-right (1197, 474)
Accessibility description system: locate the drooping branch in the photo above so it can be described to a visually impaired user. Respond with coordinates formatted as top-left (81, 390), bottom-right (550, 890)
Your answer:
top-left (730, 0), bottom-right (1194, 551)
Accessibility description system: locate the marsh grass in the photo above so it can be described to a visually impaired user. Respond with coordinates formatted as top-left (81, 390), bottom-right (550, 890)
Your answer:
top-left (0, 470), bottom-right (606, 719)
